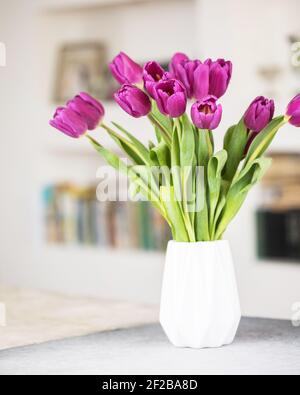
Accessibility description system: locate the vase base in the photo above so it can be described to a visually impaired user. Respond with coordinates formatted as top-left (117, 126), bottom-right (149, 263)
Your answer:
top-left (160, 316), bottom-right (241, 350)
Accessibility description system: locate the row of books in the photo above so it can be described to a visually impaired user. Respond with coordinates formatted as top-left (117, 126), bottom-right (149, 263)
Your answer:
top-left (42, 184), bottom-right (171, 251)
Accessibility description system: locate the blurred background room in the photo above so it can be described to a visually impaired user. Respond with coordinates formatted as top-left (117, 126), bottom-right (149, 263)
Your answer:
top-left (1, 0), bottom-right (300, 348)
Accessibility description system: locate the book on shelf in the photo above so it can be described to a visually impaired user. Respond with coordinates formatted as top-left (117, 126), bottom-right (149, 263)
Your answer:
top-left (42, 183), bottom-right (171, 252)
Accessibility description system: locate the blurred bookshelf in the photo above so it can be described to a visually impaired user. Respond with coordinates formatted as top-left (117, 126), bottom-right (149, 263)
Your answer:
top-left (42, 183), bottom-right (171, 253)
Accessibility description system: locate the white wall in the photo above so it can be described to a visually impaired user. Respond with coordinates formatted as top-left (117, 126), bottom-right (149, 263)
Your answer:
top-left (0, 0), bottom-right (300, 319)
top-left (0, 1), bottom-right (39, 280)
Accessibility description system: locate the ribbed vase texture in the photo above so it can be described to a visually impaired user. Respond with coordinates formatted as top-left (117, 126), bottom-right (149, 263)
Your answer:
top-left (160, 241), bottom-right (241, 349)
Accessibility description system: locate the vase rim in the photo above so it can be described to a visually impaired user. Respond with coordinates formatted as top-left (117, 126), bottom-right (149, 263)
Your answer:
top-left (168, 240), bottom-right (229, 246)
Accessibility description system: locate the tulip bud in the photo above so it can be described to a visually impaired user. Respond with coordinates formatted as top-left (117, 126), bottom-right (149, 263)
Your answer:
top-left (143, 61), bottom-right (170, 98)
top-left (244, 96), bottom-right (275, 133)
top-left (191, 96), bottom-right (222, 130)
top-left (114, 84), bottom-right (151, 118)
top-left (109, 52), bottom-right (143, 85)
top-left (67, 92), bottom-right (105, 130)
top-left (49, 107), bottom-right (88, 138)
top-left (286, 94), bottom-right (300, 127)
top-left (205, 59), bottom-right (232, 99)
top-left (153, 79), bottom-right (187, 118)
top-left (169, 52), bottom-right (190, 75)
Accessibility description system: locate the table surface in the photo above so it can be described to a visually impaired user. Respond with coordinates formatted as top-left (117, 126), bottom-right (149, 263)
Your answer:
top-left (0, 318), bottom-right (299, 375)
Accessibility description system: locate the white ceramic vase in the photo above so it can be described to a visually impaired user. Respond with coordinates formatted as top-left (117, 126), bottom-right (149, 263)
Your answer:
top-left (160, 240), bottom-right (241, 349)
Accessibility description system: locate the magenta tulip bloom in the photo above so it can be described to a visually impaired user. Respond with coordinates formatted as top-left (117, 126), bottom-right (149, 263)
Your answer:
top-left (169, 52), bottom-right (190, 75)
top-left (67, 92), bottom-right (105, 130)
top-left (50, 107), bottom-right (88, 138)
top-left (205, 59), bottom-right (232, 99)
top-left (171, 59), bottom-right (199, 99)
top-left (153, 79), bottom-right (187, 118)
top-left (286, 94), bottom-right (300, 127)
top-left (114, 84), bottom-right (151, 118)
top-left (193, 63), bottom-right (210, 100)
top-left (191, 96), bottom-right (222, 130)
top-left (143, 61), bottom-right (169, 98)
top-left (244, 96), bottom-right (275, 133)
top-left (109, 52), bottom-right (143, 85)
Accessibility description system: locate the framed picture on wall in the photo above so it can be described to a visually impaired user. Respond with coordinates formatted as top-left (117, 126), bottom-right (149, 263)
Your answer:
top-left (53, 42), bottom-right (117, 103)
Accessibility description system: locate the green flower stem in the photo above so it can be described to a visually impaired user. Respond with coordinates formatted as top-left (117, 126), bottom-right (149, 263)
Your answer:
top-left (147, 114), bottom-right (172, 147)
top-left (176, 117), bottom-right (196, 242)
top-left (206, 130), bottom-right (214, 158)
top-left (174, 118), bottom-right (182, 141)
top-left (160, 186), bottom-right (190, 242)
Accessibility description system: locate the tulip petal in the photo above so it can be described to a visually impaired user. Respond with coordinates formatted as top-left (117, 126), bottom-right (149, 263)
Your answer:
top-left (79, 92), bottom-right (105, 115)
top-left (114, 85), bottom-right (151, 118)
top-left (50, 107), bottom-right (88, 138)
top-left (287, 94), bottom-right (300, 126)
top-left (191, 96), bottom-right (222, 130)
top-left (244, 96), bottom-right (275, 133)
top-left (68, 98), bottom-right (100, 130)
top-left (194, 63), bottom-right (210, 100)
top-left (290, 110), bottom-right (300, 127)
top-left (167, 92), bottom-right (187, 118)
top-left (110, 52), bottom-right (143, 85)
top-left (209, 65), bottom-right (227, 98)
top-left (169, 52), bottom-right (189, 75)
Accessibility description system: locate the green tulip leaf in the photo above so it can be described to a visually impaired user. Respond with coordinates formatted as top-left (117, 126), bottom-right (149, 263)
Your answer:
top-left (208, 150), bottom-right (228, 234)
top-left (195, 174), bottom-right (210, 241)
top-left (151, 102), bottom-right (173, 136)
top-left (224, 124), bottom-right (236, 152)
top-left (103, 125), bottom-right (150, 166)
top-left (160, 186), bottom-right (189, 242)
top-left (131, 165), bottom-right (160, 201)
top-left (197, 129), bottom-right (214, 167)
top-left (244, 116), bottom-right (287, 166)
top-left (150, 141), bottom-right (171, 167)
top-left (87, 135), bottom-right (129, 175)
top-left (148, 140), bottom-right (156, 151)
top-left (111, 122), bottom-right (152, 165)
top-left (150, 141), bottom-right (171, 186)
top-left (87, 135), bottom-right (167, 220)
top-left (180, 114), bottom-right (196, 168)
top-left (222, 119), bottom-right (248, 183)
top-left (215, 157), bottom-right (272, 239)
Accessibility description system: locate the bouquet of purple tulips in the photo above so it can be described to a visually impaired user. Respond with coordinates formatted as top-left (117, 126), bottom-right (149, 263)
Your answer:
top-left (50, 52), bottom-right (300, 242)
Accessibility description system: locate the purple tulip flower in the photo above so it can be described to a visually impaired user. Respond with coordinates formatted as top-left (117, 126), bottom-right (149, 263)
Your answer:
top-left (191, 96), bottom-right (223, 130)
top-left (153, 79), bottom-right (187, 118)
top-left (244, 96), bottom-right (275, 133)
top-left (50, 107), bottom-right (88, 138)
top-left (67, 92), bottom-right (105, 130)
top-left (114, 84), bottom-right (151, 118)
top-left (169, 52), bottom-right (190, 75)
top-left (171, 59), bottom-right (204, 99)
top-left (205, 59), bottom-right (233, 99)
top-left (109, 52), bottom-right (143, 85)
top-left (143, 61), bottom-right (169, 98)
top-left (286, 94), bottom-right (300, 127)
